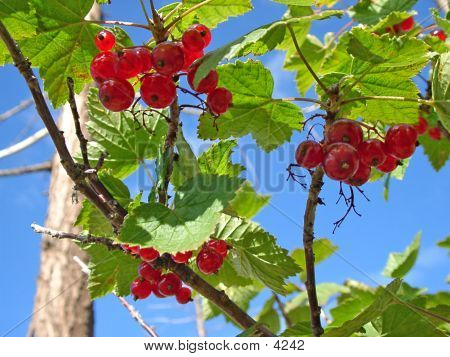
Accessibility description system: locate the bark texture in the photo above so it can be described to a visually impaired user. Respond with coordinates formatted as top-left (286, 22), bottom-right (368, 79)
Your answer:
top-left (28, 4), bottom-right (100, 337)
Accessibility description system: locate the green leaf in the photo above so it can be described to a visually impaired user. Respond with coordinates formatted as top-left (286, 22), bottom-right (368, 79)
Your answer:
top-left (225, 181), bottom-right (271, 219)
top-left (86, 89), bottom-right (167, 178)
top-left (348, 0), bottom-right (417, 25)
top-left (382, 232), bottom-right (421, 278)
top-left (193, 258), bottom-right (253, 288)
top-left (324, 279), bottom-right (402, 336)
top-left (369, 11), bottom-right (417, 34)
top-left (420, 131), bottom-right (450, 171)
top-left (161, 0), bottom-right (253, 38)
top-left (211, 215), bottom-right (301, 294)
top-left (437, 236), bottom-right (450, 249)
top-left (119, 175), bottom-right (244, 253)
top-left (171, 127), bottom-right (201, 188)
top-left (256, 296), bottom-right (280, 334)
top-left (432, 52), bottom-right (450, 132)
top-left (17, 0), bottom-right (104, 107)
top-left (198, 60), bottom-right (303, 151)
top-left (194, 10), bottom-right (343, 85)
top-left (197, 140), bottom-right (244, 177)
top-left (432, 8), bottom-right (450, 35)
top-left (75, 199), bottom-right (114, 237)
top-left (82, 243), bottom-right (140, 299)
top-left (291, 238), bottom-right (338, 277)
top-left (280, 321), bottom-right (313, 337)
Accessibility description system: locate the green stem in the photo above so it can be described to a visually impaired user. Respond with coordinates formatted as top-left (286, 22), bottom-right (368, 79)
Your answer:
top-left (286, 23), bottom-right (329, 95)
top-left (88, 20), bottom-right (152, 31)
top-left (165, 0), bottom-right (214, 33)
top-left (280, 97), bottom-right (328, 108)
top-left (340, 96), bottom-right (440, 106)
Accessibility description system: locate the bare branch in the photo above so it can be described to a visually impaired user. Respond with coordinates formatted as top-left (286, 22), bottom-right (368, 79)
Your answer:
top-left (273, 293), bottom-right (293, 328)
top-left (0, 161), bottom-right (51, 177)
top-left (0, 98), bottom-right (33, 122)
top-left (194, 297), bottom-right (206, 337)
top-left (0, 127), bottom-right (48, 159)
top-left (73, 256), bottom-right (159, 337)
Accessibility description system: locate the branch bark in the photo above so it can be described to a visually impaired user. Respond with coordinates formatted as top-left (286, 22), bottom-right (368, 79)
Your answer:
top-left (303, 167), bottom-right (325, 337)
top-left (0, 98), bottom-right (33, 122)
top-left (0, 161), bottom-right (51, 177)
top-left (0, 127), bottom-right (48, 159)
top-left (273, 293), bottom-right (293, 328)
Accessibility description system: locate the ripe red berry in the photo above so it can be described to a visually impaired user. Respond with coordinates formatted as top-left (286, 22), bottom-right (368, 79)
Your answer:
top-left (358, 139), bottom-right (387, 167)
top-left (384, 124), bottom-right (418, 159)
top-left (98, 79), bottom-right (135, 112)
top-left (187, 63), bottom-right (218, 93)
top-left (128, 245), bottom-right (141, 255)
top-left (90, 51), bottom-right (118, 83)
top-left (322, 143), bottom-right (360, 181)
top-left (326, 119), bottom-right (363, 148)
top-left (206, 239), bottom-right (228, 258)
top-left (295, 140), bottom-right (324, 169)
top-left (158, 273), bottom-right (182, 296)
top-left (116, 49), bottom-right (142, 79)
top-left (151, 41), bottom-right (185, 76)
top-left (431, 29), bottom-right (447, 41)
top-left (138, 262), bottom-right (162, 284)
top-left (190, 24), bottom-right (211, 47)
top-left (414, 117), bottom-right (429, 135)
top-left (196, 248), bottom-right (223, 275)
top-left (182, 28), bottom-right (207, 52)
top-left (152, 285), bottom-right (167, 298)
top-left (140, 247), bottom-right (160, 262)
top-left (399, 16), bottom-right (415, 31)
top-left (134, 46), bottom-right (153, 73)
top-left (172, 251), bottom-right (193, 264)
top-left (130, 278), bottom-right (152, 300)
top-left (376, 154), bottom-right (399, 173)
top-left (429, 127), bottom-right (442, 141)
top-left (181, 45), bottom-right (203, 71)
top-left (176, 287), bottom-right (192, 304)
top-left (95, 30), bottom-right (116, 51)
top-left (140, 74), bottom-right (176, 108)
top-left (345, 163), bottom-right (371, 187)
top-left (207, 87), bottom-right (233, 115)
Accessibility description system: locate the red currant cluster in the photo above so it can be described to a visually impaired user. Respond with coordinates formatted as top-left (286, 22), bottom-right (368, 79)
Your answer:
top-left (90, 26), bottom-right (232, 115)
top-left (384, 16), bottom-right (447, 42)
top-left (415, 116), bottom-right (444, 141)
top-left (123, 239), bottom-right (229, 302)
top-left (295, 120), bottom-right (421, 186)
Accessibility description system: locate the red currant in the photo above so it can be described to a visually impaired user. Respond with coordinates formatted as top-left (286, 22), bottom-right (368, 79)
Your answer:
top-left (99, 79), bottom-right (135, 112)
top-left (429, 127), bottom-right (442, 141)
top-left (326, 119), bottom-right (363, 148)
top-left (181, 45), bottom-right (203, 71)
top-left (130, 278), bottom-right (152, 300)
top-left (393, 16), bottom-right (414, 33)
top-left (90, 51), bottom-right (118, 83)
top-left (207, 87), bottom-right (233, 115)
top-left (190, 24), bottom-right (211, 47)
top-left (140, 247), bottom-right (160, 262)
top-left (128, 245), bottom-right (141, 255)
top-left (206, 240), bottom-right (228, 258)
top-left (431, 29), bottom-right (447, 41)
top-left (414, 117), bottom-right (428, 135)
top-left (140, 74), bottom-right (176, 109)
top-left (138, 262), bottom-right (162, 284)
top-left (152, 285), bottom-right (167, 298)
top-left (95, 30), bottom-right (116, 51)
top-left (172, 251), bottom-right (193, 264)
top-left (345, 163), bottom-right (371, 187)
top-left (187, 63), bottom-right (218, 93)
top-left (176, 287), bottom-right (192, 304)
top-left (196, 248), bottom-right (223, 275)
top-left (322, 143), bottom-right (360, 181)
top-left (158, 273), bottom-right (182, 296)
top-left (134, 46), bottom-right (153, 73)
top-left (117, 49), bottom-right (142, 79)
top-left (376, 154), bottom-right (399, 173)
top-left (182, 28), bottom-right (207, 52)
top-left (151, 41), bottom-right (185, 76)
top-left (295, 140), bottom-right (324, 169)
top-left (357, 139), bottom-right (387, 167)
top-left (384, 124), bottom-right (417, 159)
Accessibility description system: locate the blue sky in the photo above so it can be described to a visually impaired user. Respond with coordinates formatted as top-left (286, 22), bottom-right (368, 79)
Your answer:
top-left (0, 0), bottom-right (448, 337)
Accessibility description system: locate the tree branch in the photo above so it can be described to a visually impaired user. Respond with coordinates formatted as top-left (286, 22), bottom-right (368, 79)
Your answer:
top-left (273, 293), bottom-right (293, 328)
top-left (0, 161), bottom-right (52, 177)
top-left (287, 23), bottom-right (329, 94)
top-left (194, 297), bottom-right (206, 337)
top-left (0, 127), bottom-right (48, 159)
top-left (0, 98), bottom-right (33, 122)
top-left (303, 167), bottom-right (325, 336)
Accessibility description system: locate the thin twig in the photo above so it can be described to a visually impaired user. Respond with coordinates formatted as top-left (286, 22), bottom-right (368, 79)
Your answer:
top-left (73, 256), bottom-right (159, 337)
top-left (341, 96), bottom-right (440, 106)
top-left (273, 293), bottom-right (293, 328)
top-left (286, 23), bottom-right (329, 94)
top-left (0, 127), bottom-right (48, 159)
top-left (165, 0), bottom-right (214, 33)
top-left (0, 98), bottom-right (33, 122)
top-left (87, 20), bottom-right (151, 31)
top-left (280, 97), bottom-right (328, 108)
top-left (0, 161), bottom-right (52, 177)
top-left (194, 297), bottom-right (206, 337)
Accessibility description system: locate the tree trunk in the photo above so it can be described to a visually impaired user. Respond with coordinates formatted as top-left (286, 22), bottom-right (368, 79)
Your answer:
top-left (28, 4), bottom-right (100, 337)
